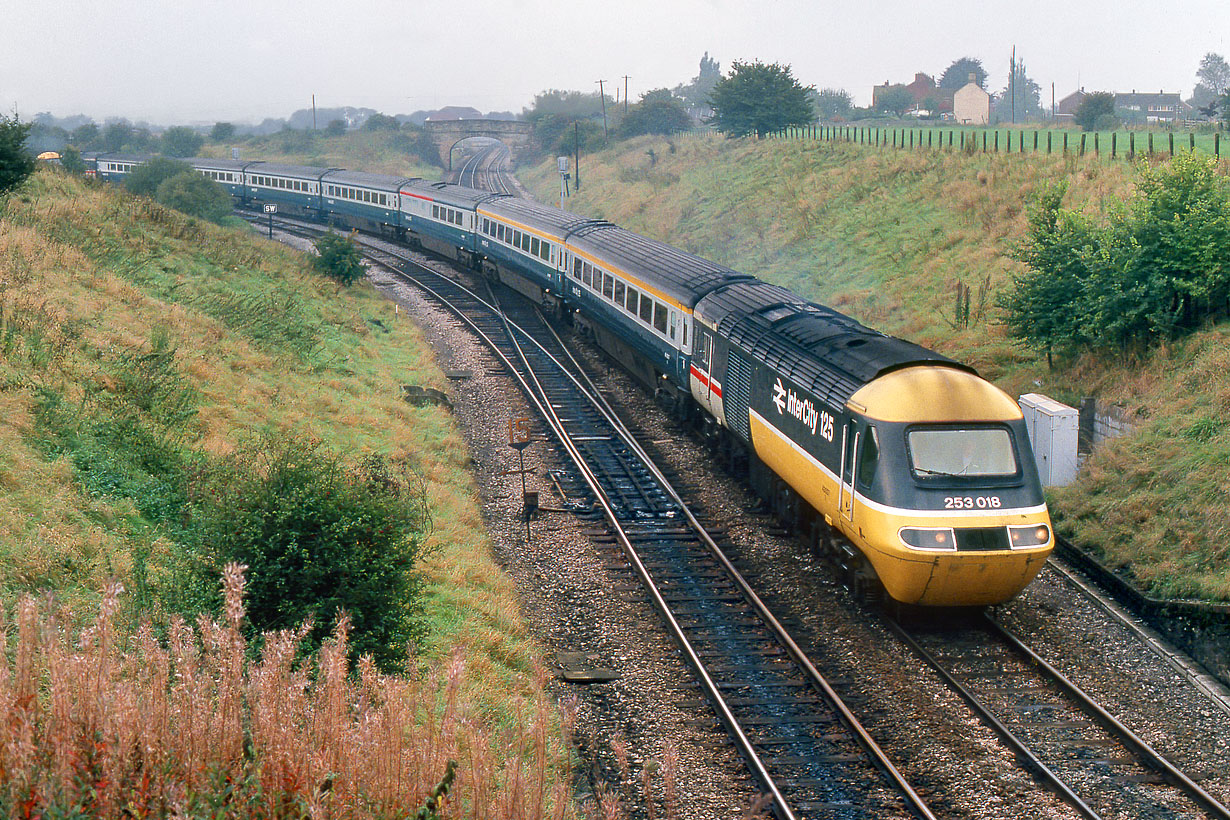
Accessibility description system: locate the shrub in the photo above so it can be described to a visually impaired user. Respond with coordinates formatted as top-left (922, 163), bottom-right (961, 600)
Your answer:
top-left (1002, 153), bottom-right (1230, 356)
top-left (125, 156), bottom-right (192, 197)
top-left (155, 169), bottom-right (233, 223)
top-left (183, 435), bottom-right (431, 668)
top-left (0, 112), bottom-right (36, 194)
top-left (161, 125), bottom-right (205, 157)
top-left (313, 231), bottom-right (366, 285)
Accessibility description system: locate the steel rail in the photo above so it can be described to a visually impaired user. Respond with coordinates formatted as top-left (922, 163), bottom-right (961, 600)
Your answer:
top-left (533, 313), bottom-right (938, 820)
top-left (252, 216), bottom-right (939, 820)
top-left (985, 614), bottom-right (1230, 820)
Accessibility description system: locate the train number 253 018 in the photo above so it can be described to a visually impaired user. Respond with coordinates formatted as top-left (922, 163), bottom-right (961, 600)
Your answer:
top-left (945, 496), bottom-right (1002, 509)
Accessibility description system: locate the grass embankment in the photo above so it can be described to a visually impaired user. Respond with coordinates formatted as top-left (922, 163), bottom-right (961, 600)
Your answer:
top-left (521, 134), bottom-right (1230, 602)
top-left (0, 169), bottom-right (572, 815)
top-left (199, 129), bottom-right (443, 179)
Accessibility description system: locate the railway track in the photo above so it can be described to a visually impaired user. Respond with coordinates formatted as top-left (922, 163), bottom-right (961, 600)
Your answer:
top-left (248, 210), bottom-right (1230, 817)
top-left (455, 141), bottom-right (514, 194)
top-left (889, 611), bottom-right (1230, 820)
top-left (256, 212), bottom-right (934, 819)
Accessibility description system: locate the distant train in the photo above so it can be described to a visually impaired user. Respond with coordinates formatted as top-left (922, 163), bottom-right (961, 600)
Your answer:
top-left (82, 151), bottom-right (1054, 607)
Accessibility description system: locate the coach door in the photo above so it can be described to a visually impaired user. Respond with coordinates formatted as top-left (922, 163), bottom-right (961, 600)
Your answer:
top-left (838, 423), bottom-right (858, 522)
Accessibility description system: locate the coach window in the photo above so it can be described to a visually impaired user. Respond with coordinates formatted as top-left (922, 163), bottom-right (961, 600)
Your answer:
top-left (653, 302), bottom-right (668, 334)
top-left (602, 273), bottom-right (614, 300)
top-left (614, 281), bottom-right (625, 305)
top-left (530, 237), bottom-right (539, 257)
top-left (669, 311), bottom-right (677, 341)
top-left (625, 287), bottom-right (638, 314)
top-left (858, 427), bottom-right (879, 488)
top-left (639, 295), bottom-right (653, 323)
top-left (682, 318), bottom-right (689, 348)
top-left (572, 258), bottom-right (582, 279)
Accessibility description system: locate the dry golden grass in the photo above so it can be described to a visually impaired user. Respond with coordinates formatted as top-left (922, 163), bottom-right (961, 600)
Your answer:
top-left (0, 568), bottom-right (574, 818)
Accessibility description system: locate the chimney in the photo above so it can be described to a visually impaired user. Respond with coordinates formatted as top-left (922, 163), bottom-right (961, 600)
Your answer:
top-left (968, 72), bottom-right (976, 84)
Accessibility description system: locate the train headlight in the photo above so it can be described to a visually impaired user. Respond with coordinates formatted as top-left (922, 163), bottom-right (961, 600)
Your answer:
top-left (1008, 524), bottom-right (1051, 548)
top-left (899, 527), bottom-right (957, 552)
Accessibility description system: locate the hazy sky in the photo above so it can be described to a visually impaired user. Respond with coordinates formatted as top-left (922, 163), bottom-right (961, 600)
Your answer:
top-left (5, 0), bottom-right (1226, 125)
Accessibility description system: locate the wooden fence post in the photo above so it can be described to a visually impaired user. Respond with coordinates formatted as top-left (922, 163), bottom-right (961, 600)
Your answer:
top-left (1147, 132), bottom-right (1153, 157)
top-left (1217, 132), bottom-right (1221, 158)
top-left (1111, 132), bottom-right (1117, 158)
top-left (1094, 132), bottom-right (1099, 156)
top-left (1129, 132), bottom-right (1135, 160)
top-left (1169, 132), bottom-right (1174, 157)
top-left (1033, 131), bottom-right (1038, 152)
top-left (1080, 133), bottom-right (1086, 156)
top-left (993, 131), bottom-right (998, 152)
top-left (1047, 132), bottom-right (1052, 154)
top-left (1064, 132), bottom-right (1069, 154)
top-left (1007, 130), bottom-right (1012, 152)
top-left (1190, 133), bottom-right (1196, 152)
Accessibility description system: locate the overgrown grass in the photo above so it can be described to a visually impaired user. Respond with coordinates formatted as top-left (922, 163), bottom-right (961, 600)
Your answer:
top-left (0, 569), bottom-right (574, 819)
top-left (0, 167), bottom-right (576, 810)
top-left (523, 133), bottom-right (1230, 602)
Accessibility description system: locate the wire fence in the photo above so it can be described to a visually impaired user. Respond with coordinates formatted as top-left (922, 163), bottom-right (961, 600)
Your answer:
top-left (766, 124), bottom-right (1224, 162)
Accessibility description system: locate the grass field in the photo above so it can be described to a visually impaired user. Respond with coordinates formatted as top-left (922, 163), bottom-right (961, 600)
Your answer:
top-left (521, 133), bottom-right (1230, 602)
top-left (0, 168), bottom-right (573, 814)
top-left (767, 123), bottom-right (1225, 162)
top-left (199, 128), bottom-right (444, 178)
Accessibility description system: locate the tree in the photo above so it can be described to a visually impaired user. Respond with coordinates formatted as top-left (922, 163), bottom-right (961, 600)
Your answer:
top-left (70, 121), bottom-right (100, 149)
top-left (994, 59), bottom-right (1042, 121)
top-left (161, 125), bottom-right (204, 157)
top-left (619, 89), bottom-right (692, 136)
top-left (313, 233), bottom-right (366, 286)
top-left (103, 120), bottom-right (133, 152)
top-left (59, 145), bottom-right (86, 174)
top-left (155, 171), bottom-right (233, 223)
top-left (210, 121), bottom-right (236, 142)
top-left (324, 118), bottom-right (346, 136)
top-left (125, 156), bottom-right (192, 197)
top-left (0, 113), bottom-right (37, 195)
top-left (363, 113), bottom-right (399, 131)
top-left (707, 60), bottom-right (814, 137)
top-left (939, 57), bottom-right (988, 90)
top-left (1073, 92), bottom-right (1116, 131)
top-left (814, 88), bottom-right (853, 121)
top-left (1197, 52), bottom-right (1230, 96)
top-left (875, 85), bottom-right (915, 117)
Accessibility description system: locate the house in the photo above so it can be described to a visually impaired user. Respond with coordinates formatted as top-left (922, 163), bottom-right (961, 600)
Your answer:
top-left (1054, 88), bottom-right (1088, 123)
top-left (1055, 88), bottom-right (1191, 124)
top-left (872, 72), bottom-right (954, 114)
top-left (1113, 91), bottom-right (1192, 123)
top-left (953, 76), bottom-right (990, 125)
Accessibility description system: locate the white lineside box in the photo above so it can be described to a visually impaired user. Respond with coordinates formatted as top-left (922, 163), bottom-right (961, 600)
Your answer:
top-left (1018, 393), bottom-right (1079, 487)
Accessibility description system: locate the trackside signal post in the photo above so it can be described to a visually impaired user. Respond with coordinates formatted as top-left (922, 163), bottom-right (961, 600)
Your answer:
top-left (264, 203), bottom-right (276, 238)
top-left (508, 416), bottom-right (535, 540)
top-left (557, 156), bottom-right (570, 210)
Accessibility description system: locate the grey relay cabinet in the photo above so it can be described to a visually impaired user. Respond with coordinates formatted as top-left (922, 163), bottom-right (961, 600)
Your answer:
top-left (1018, 393), bottom-right (1079, 486)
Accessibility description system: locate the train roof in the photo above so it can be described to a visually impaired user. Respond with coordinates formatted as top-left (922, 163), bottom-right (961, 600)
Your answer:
top-left (569, 225), bottom-right (753, 309)
top-left (696, 280), bottom-right (970, 410)
top-left (404, 181), bottom-right (506, 209)
top-left (322, 169), bottom-right (413, 190)
top-left (480, 197), bottom-right (604, 238)
top-left (245, 162), bottom-right (335, 179)
top-left (187, 157), bottom-right (250, 171)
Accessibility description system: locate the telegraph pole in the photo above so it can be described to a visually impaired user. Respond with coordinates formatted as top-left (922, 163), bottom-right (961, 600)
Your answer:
top-left (1010, 46), bottom-right (1017, 124)
top-left (622, 75), bottom-right (630, 114)
top-left (596, 80), bottom-right (609, 141)
top-left (312, 94), bottom-right (317, 130)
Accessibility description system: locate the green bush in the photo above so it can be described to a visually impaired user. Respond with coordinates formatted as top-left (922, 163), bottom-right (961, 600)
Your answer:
top-left (1002, 153), bottom-right (1230, 356)
top-left (125, 157), bottom-right (192, 197)
top-left (155, 170), bottom-right (233, 224)
top-left (313, 232), bottom-right (366, 286)
top-left (0, 113), bottom-right (36, 195)
top-left (183, 436), bottom-right (430, 668)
